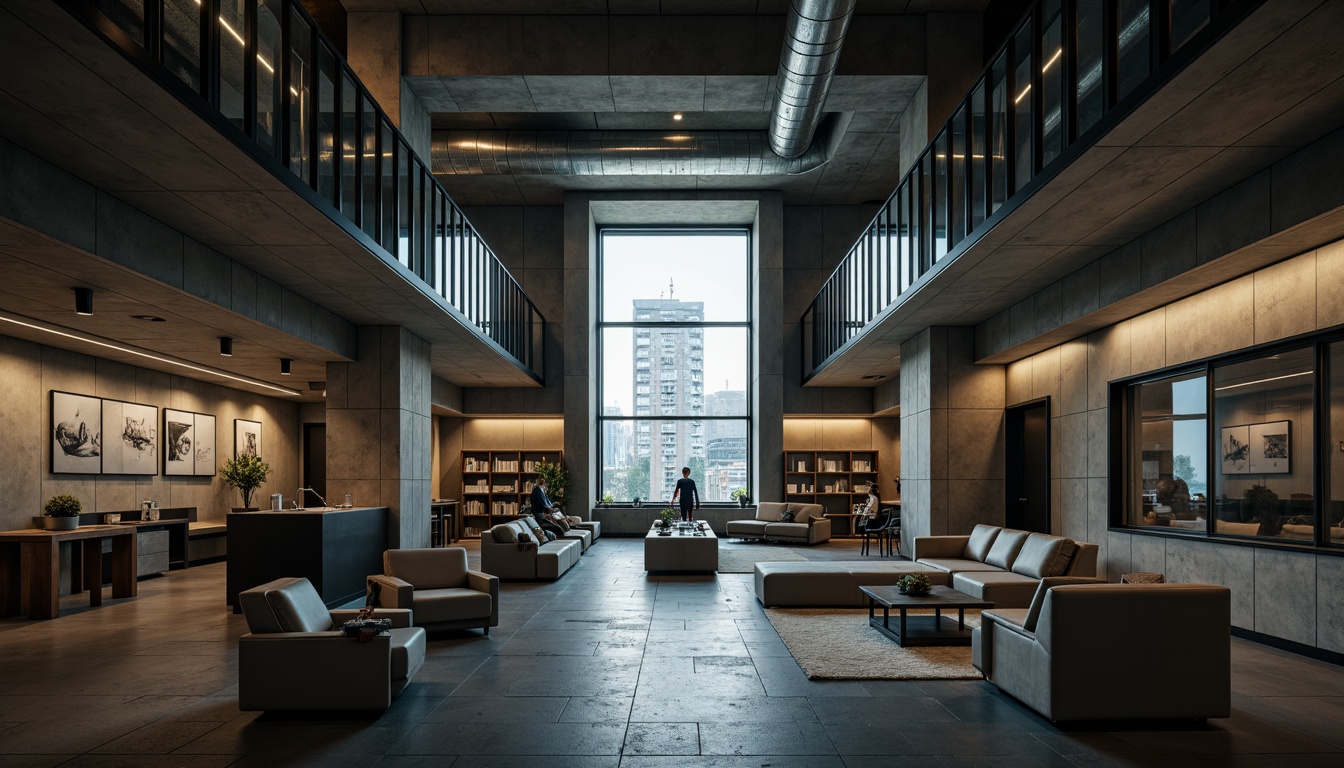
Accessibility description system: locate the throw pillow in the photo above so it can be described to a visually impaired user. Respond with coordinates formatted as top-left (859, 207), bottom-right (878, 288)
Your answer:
top-left (543, 529), bottom-right (556, 542)
top-left (778, 509), bottom-right (796, 523)
top-left (550, 512), bottom-right (571, 531)
top-left (493, 525), bottom-right (518, 544)
top-left (521, 516), bottom-right (544, 538)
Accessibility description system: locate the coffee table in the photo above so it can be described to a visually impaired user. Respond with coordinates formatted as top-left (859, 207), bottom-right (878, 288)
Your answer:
top-left (859, 585), bottom-right (992, 646)
top-left (644, 523), bottom-right (717, 573)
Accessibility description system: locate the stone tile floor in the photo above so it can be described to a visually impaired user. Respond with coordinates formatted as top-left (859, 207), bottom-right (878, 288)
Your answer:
top-left (1, 537), bottom-right (1342, 766)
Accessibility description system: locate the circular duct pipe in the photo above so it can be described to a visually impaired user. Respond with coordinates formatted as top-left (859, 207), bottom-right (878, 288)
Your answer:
top-left (769, 0), bottom-right (858, 159)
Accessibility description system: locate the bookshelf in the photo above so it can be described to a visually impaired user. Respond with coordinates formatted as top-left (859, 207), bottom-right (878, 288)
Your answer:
top-left (783, 450), bottom-right (879, 537)
top-left (460, 449), bottom-right (563, 538)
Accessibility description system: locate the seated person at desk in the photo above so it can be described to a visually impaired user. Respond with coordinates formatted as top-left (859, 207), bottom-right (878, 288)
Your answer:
top-left (1155, 476), bottom-right (1192, 518)
top-left (855, 483), bottom-right (881, 533)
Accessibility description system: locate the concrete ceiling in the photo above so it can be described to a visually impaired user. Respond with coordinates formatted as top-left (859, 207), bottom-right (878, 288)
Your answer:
top-left (805, 0), bottom-right (1344, 387)
top-left (343, 1), bottom-right (991, 15)
top-left (0, 0), bottom-right (544, 395)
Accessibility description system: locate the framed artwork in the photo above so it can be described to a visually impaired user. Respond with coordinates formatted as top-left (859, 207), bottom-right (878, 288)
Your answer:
top-left (1220, 425), bottom-right (1250, 475)
top-left (166, 409), bottom-right (216, 476)
top-left (101, 399), bottom-right (158, 475)
top-left (51, 390), bottom-right (103, 474)
top-left (1248, 420), bottom-right (1291, 474)
top-left (235, 419), bottom-right (262, 459)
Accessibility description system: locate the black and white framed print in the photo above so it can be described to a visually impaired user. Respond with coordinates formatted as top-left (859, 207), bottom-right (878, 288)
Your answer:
top-left (1220, 425), bottom-right (1250, 475)
top-left (235, 419), bottom-right (262, 459)
top-left (101, 399), bottom-right (158, 475)
top-left (51, 390), bottom-right (103, 474)
top-left (1248, 420), bottom-right (1291, 474)
top-left (166, 409), bottom-right (218, 476)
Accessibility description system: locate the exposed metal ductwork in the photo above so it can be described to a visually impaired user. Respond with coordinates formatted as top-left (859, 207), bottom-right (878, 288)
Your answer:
top-left (769, 0), bottom-right (858, 159)
top-left (430, 114), bottom-right (851, 177)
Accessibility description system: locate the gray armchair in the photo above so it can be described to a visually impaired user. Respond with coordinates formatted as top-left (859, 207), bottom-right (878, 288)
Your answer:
top-left (369, 547), bottom-right (499, 634)
top-left (237, 577), bottom-right (426, 712)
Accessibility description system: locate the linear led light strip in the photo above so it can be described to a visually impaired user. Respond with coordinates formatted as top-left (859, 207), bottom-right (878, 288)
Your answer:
top-left (1214, 371), bottom-right (1312, 392)
top-left (0, 311), bottom-right (301, 396)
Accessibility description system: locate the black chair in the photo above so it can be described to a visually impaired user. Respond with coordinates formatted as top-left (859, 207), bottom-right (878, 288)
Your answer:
top-left (860, 509), bottom-right (898, 556)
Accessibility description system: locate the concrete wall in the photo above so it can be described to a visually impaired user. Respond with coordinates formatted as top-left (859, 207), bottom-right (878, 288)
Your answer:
top-left (0, 333), bottom-right (299, 532)
top-left (783, 417), bottom-right (901, 503)
top-left (1002, 237), bottom-right (1344, 653)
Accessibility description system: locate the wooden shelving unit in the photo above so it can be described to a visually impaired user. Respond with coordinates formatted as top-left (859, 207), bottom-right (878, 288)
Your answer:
top-left (460, 450), bottom-right (562, 538)
top-left (783, 450), bottom-right (879, 537)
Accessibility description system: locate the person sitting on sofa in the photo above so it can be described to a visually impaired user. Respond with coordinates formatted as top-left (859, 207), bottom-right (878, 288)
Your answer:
top-left (854, 483), bottom-right (881, 533)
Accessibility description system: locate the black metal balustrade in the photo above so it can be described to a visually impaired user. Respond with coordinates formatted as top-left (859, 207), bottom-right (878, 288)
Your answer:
top-left (60, 0), bottom-right (544, 381)
top-left (802, 0), bottom-right (1246, 380)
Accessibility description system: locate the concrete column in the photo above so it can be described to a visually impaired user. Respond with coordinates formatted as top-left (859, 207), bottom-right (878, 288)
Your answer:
top-left (755, 195), bottom-right (785, 502)
top-left (562, 194), bottom-right (595, 515)
top-left (326, 326), bottom-right (432, 548)
top-left (899, 327), bottom-right (1005, 553)
top-left (346, 12), bottom-right (431, 160)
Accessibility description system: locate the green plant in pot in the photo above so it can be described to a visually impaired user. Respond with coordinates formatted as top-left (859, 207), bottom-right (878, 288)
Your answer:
top-left (534, 459), bottom-right (569, 510)
top-left (223, 454), bottom-right (272, 511)
top-left (600, 493), bottom-right (613, 508)
top-left (658, 508), bottom-right (677, 531)
top-left (731, 487), bottom-right (750, 508)
top-left (40, 494), bottom-right (82, 530)
top-left (895, 573), bottom-right (932, 596)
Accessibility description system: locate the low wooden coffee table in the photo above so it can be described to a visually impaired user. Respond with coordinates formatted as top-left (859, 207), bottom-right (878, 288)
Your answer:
top-left (859, 585), bottom-right (992, 647)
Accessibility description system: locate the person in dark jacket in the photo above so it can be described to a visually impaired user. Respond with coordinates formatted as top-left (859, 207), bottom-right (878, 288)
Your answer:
top-left (672, 466), bottom-right (699, 522)
top-left (529, 477), bottom-right (558, 516)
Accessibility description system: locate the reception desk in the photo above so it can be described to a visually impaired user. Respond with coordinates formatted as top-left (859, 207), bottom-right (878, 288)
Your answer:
top-left (226, 507), bottom-right (387, 611)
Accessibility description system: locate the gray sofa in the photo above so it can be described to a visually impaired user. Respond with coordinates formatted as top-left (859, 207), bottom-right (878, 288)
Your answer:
top-left (973, 581), bottom-right (1231, 722)
top-left (480, 519), bottom-right (582, 580)
top-left (726, 502), bottom-right (830, 545)
top-left (914, 524), bottom-right (1098, 608)
top-left (237, 577), bottom-right (426, 712)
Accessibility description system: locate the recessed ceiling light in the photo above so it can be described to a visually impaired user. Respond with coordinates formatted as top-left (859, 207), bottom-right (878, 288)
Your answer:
top-left (672, 113), bottom-right (683, 121)
top-left (132, 314), bottom-right (166, 322)
top-left (74, 287), bottom-right (93, 316)
top-left (280, 358), bottom-right (292, 375)
top-left (219, 336), bottom-right (233, 357)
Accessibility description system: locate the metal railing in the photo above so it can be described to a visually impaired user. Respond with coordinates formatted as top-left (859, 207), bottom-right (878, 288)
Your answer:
top-left (802, 0), bottom-right (1246, 379)
top-left (61, 0), bottom-right (543, 381)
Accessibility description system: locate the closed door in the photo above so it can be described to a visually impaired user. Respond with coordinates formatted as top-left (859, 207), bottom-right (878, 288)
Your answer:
top-left (1006, 399), bottom-right (1051, 534)
top-left (303, 423), bottom-right (326, 508)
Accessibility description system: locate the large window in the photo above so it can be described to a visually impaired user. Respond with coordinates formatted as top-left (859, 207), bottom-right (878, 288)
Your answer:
top-left (598, 230), bottom-right (751, 505)
top-left (1116, 337), bottom-right (1344, 548)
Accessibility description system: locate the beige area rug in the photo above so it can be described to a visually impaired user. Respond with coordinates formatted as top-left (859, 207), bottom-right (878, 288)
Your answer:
top-left (716, 548), bottom-right (808, 573)
top-left (764, 608), bottom-right (983, 680)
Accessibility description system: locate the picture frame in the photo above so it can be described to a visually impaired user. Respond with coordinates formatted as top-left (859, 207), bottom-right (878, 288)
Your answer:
top-left (1248, 420), bottom-right (1291, 474)
top-left (165, 409), bottom-right (217, 477)
top-left (100, 399), bottom-right (158, 475)
top-left (235, 418), bottom-right (263, 459)
top-left (51, 390), bottom-right (103, 474)
top-left (1219, 425), bottom-right (1250, 475)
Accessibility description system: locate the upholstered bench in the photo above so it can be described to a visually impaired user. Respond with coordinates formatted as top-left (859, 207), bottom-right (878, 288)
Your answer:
top-left (754, 561), bottom-right (948, 607)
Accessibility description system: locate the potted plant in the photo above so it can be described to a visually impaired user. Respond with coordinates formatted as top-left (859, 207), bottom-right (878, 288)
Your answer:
top-left (731, 487), bottom-right (751, 508)
top-left (658, 508), bottom-right (676, 534)
top-left (895, 573), bottom-right (932, 596)
top-left (534, 459), bottom-right (569, 510)
top-left (600, 493), bottom-right (613, 508)
top-left (39, 494), bottom-right (82, 530)
top-left (223, 454), bottom-right (272, 511)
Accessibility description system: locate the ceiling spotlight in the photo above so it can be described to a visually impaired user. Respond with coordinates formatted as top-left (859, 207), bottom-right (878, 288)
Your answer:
top-left (74, 287), bottom-right (93, 316)
top-left (219, 336), bottom-right (233, 357)
top-left (280, 358), bottom-right (292, 375)
top-left (672, 113), bottom-right (683, 121)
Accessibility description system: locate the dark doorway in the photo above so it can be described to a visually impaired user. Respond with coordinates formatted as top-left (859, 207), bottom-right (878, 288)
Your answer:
top-left (303, 423), bottom-right (327, 508)
top-left (1006, 398), bottom-right (1051, 534)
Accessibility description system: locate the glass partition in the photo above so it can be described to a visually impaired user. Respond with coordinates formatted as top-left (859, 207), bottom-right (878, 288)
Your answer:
top-left (1126, 370), bottom-right (1207, 529)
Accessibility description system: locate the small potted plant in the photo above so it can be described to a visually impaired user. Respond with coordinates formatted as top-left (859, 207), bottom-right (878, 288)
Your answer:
top-left (223, 454), bottom-right (272, 511)
top-left (600, 493), bottom-right (613, 508)
top-left (731, 487), bottom-right (751, 508)
top-left (895, 573), bottom-right (932, 596)
top-left (39, 494), bottom-right (82, 530)
top-left (658, 508), bottom-right (676, 534)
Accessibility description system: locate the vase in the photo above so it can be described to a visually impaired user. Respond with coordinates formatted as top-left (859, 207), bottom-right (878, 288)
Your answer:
top-left (38, 516), bottom-right (79, 531)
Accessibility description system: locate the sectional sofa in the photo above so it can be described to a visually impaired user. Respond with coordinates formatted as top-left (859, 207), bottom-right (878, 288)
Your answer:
top-left (726, 501), bottom-right (830, 545)
top-left (753, 523), bottom-right (1097, 608)
top-left (480, 519), bottom-right (582, 580)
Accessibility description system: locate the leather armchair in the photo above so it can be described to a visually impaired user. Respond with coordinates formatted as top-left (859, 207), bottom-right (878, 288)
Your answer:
top-left (369, 547), bottom-right (499, 634)
top-left (973, 582), bottom-right (1231, 722)
top-left (237, 577), bottom-right (426, 712)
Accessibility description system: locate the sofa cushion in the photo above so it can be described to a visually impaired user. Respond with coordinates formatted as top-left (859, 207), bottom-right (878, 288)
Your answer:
top-left (763, 522), bottom-right (808, 538)
top-left (778, 508), bottom-right (797, 522)
top-left (521, 517), bottom-right (545, 539)
top-left (1048, 539), bottom-right (1078, 576)
top-left (386, 548), bottom-right (468, 590)
top-left (412, 587), bottom-right (494, 624)
top-left (984, 529), bottom-right (1030, 570)
top-left (727, 520), bottom-right (769, 536)
top-left (964, 524), bottom-right (1001, 562)
top-left (755, 502), bottom-right (787, 522)
top-left (388, 627), bottom-right (426, 681)
top-left (493, 525), bottom-right (518, 544)
top-left (788, 503), bottom-right (824, 520)
top-left (953, 570), bottom-right (1042, 609)
top-left (1010, 534), bottom-right (1066, 579)
top-left (266, 578), bottom-right (333, 633)
top-left (918, 557), bottom-right (1006, 574)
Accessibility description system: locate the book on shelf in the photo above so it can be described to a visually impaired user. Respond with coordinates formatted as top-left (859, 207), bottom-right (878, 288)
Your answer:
top-left (491, 484), bottom-right (517, 493)
top-left (818, 459), bottom-right (846, 472)
top-left (464, 457), bottom-right (487, 472)
top-left (463, 526), bottom-right (480, 538)
top-left (491, 500), bottom-right (520, 515)
top-left (464, 482), bottom-right (489, 493)
top-left (852, 460), bottom-right (872, 472)
top-left (463, 500), bottom-right (486, 515)
top-left (492, 459), bottom-right (519, 472)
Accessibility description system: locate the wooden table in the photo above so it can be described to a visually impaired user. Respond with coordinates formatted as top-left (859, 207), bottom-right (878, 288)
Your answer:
top-left (0, 526), bottom-right (138, 619)
top-left (859, 585), bottom-right (992, 647)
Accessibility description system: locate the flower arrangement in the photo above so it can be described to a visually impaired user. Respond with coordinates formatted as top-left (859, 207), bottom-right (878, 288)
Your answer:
top-left (659, 508), bottom-right (677, 528)
top-left (222, 454), bottom-right (272, 509)
top-left (895, 573), bottom-right (932, 596)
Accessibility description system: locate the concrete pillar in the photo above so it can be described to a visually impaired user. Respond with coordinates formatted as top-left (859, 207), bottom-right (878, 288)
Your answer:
top-left (326, 326), bottom-right (432, 549)
top-left (755, 196), bottom-right (785, 502)
top-left (899, 327), bottom-right (1006, 553)
top-left (346, 12), bottom-right (431, 161)
top-left (562, 194), bottom-right (595, 516)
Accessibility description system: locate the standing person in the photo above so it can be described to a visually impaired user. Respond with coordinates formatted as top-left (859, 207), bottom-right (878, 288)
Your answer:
top-left (672, 466), bottom-right (699, 522)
